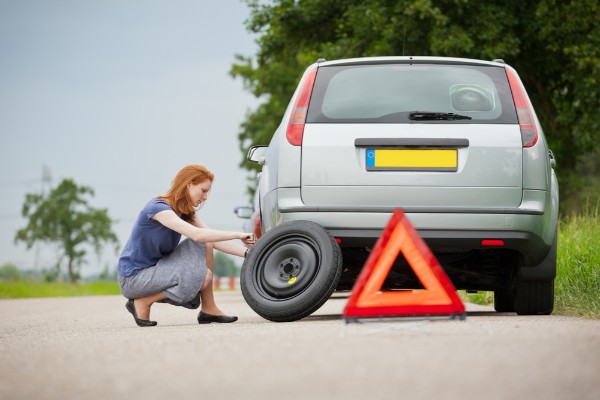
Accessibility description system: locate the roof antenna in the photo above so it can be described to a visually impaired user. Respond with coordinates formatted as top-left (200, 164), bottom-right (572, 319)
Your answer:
top-left (402, 26), bottom-right (406, 56)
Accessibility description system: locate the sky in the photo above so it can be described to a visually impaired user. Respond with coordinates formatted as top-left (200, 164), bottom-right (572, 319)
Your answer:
top-left (0, 0), bottom-right (261, 276)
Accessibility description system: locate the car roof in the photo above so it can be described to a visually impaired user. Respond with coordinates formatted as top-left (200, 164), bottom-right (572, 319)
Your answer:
top-left (315, 56), bottom-right (507, 68)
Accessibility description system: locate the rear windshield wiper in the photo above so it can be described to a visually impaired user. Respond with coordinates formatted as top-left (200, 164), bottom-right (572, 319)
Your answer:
top-left (409, 111), bottom-right (472, 121)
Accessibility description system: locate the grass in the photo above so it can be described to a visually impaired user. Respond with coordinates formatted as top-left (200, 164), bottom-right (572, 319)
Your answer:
top-left (460, 291), bottom-right (494, 306)
top-left (0, 281), bottom-right (121, 299)
top-left (555, 207), bottom-right (600, 319)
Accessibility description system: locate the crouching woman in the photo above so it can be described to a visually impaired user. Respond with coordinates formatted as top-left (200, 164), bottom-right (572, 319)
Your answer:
top-left (117, 164), bottom-right (256, 327)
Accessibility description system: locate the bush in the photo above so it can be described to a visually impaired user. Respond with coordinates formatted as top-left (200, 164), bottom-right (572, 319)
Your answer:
top-left (0, 263), bottom-right (22, 281)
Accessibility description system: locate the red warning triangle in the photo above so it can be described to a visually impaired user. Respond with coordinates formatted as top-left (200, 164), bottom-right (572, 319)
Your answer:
top-left (343, 209), bottom-right (465, 319)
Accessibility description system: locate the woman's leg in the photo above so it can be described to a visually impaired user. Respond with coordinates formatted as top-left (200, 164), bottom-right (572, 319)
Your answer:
top-left (199, 243), bottom-right (226, 315)
top-left (134, 291), bottom-right (167, 320)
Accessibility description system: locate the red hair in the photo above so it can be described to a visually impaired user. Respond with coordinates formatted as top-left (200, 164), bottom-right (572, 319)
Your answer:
top-left (158, 165), bottom-right (214, 221)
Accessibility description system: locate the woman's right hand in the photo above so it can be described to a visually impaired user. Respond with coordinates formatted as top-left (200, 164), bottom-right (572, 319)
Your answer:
top-left (241, 233), bottom-right (257, 247)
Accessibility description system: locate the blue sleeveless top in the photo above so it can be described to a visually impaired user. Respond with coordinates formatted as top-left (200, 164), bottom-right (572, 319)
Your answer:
top-left (117, 199), bottom-right (182, 277)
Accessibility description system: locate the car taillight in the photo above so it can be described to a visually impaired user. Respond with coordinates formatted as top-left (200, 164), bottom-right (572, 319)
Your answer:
top-left (506, 68), bottom-right (538, 148)
top-left (286, 67), bottom-right (318, 146)
top-left (254, 216), bottom-right (262, 239)
top-left (482, 240), bottom-right (505, 247)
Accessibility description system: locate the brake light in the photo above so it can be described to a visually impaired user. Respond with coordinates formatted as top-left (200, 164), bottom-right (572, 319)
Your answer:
top-left (286, 67), bottom-right (318, 146)
top-left (482, 240), bottom-right (505, 247)
top-left (506, 68), bottom-right (538, 148)
top-left (253, 212), bottom-right (262, 239)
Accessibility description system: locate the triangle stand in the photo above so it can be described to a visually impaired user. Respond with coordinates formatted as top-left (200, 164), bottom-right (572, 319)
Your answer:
top-left (343, 209), bottom-right (466, 321)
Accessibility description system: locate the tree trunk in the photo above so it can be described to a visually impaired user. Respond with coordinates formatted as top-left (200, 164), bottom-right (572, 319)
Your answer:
top-left (67, 257), bottom-right (77, 284)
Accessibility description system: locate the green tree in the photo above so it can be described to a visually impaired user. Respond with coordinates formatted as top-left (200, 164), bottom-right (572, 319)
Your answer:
top-left (214, 251), bottom-right (240, 277)
top-left (0, 263), bottom-right (22, 281)
top-left (15, 179), bottom-right (119, 283)
top-left (231, 0), bottom-right (600, 206)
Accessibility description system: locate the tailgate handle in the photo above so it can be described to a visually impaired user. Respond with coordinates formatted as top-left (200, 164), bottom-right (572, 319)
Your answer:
top-left (354, 138), bottom-right (469, 148)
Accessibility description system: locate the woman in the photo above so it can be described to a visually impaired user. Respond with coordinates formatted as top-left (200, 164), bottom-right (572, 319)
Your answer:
top-left (117, 165), bottom-right (256, 327)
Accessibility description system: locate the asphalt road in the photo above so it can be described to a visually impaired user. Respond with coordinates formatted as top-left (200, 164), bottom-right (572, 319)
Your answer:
top-left (0, 291), bottom-right (598, 400)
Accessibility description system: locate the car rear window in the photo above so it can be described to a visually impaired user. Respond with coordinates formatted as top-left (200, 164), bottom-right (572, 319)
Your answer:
top-left (306, 63), bottom-right (518, 124)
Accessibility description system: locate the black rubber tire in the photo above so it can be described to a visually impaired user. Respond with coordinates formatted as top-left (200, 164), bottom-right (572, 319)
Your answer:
top-left (514, 233), bottom-right (557, 315)
top-left (514, 279), bottom-right (554, 315)
top-left (494, 290), bottom-right (515, 312)
top-left (240, 221), bottom-right (342, 322)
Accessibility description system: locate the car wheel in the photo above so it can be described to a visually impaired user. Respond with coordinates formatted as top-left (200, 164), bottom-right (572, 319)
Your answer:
top-left (514, 235), bottom-right (557, 315)
top-left (493, 290), bottom-right (515, 312)
top-left (241, 221), bottom-right (342, 322)
top-left (514, 279), bottom-right (554, 315)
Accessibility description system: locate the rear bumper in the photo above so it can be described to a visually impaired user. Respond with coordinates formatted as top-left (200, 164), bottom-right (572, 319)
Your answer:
top-left (263, 187), bottom-right (557, 265)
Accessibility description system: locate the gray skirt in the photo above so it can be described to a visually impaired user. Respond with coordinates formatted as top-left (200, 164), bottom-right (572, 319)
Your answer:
top-left (118, 239), bottom-right (208, 309)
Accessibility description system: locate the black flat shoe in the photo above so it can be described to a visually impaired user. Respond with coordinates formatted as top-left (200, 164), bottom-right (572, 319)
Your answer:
top-left (197, 311), bottom-right (238, 324)
top-left (126, 299), bottom-right (157, 327)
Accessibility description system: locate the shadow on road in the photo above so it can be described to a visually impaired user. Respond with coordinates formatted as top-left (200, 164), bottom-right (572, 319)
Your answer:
top-left (302, 314), bottom-right (343, 322)
top-left (466, 311), bottom-right (512, 317)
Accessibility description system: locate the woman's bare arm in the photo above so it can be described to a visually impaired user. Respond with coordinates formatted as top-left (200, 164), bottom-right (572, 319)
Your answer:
top-left (192, 215), bottom-right (255, 257)
top-left (152, 210), bottom-right (252, 244)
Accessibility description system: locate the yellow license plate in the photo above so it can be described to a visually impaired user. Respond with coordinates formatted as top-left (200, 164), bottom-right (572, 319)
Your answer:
top-left (366, 149), bottom-right (458, 171)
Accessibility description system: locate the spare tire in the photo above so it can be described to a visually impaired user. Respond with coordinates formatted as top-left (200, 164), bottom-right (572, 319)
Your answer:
top-left (241, 221), bottom-right (342, 322)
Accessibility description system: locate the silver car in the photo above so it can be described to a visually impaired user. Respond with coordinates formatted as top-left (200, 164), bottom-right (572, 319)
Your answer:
top-left (242, 56), bottom-right (559, 322)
